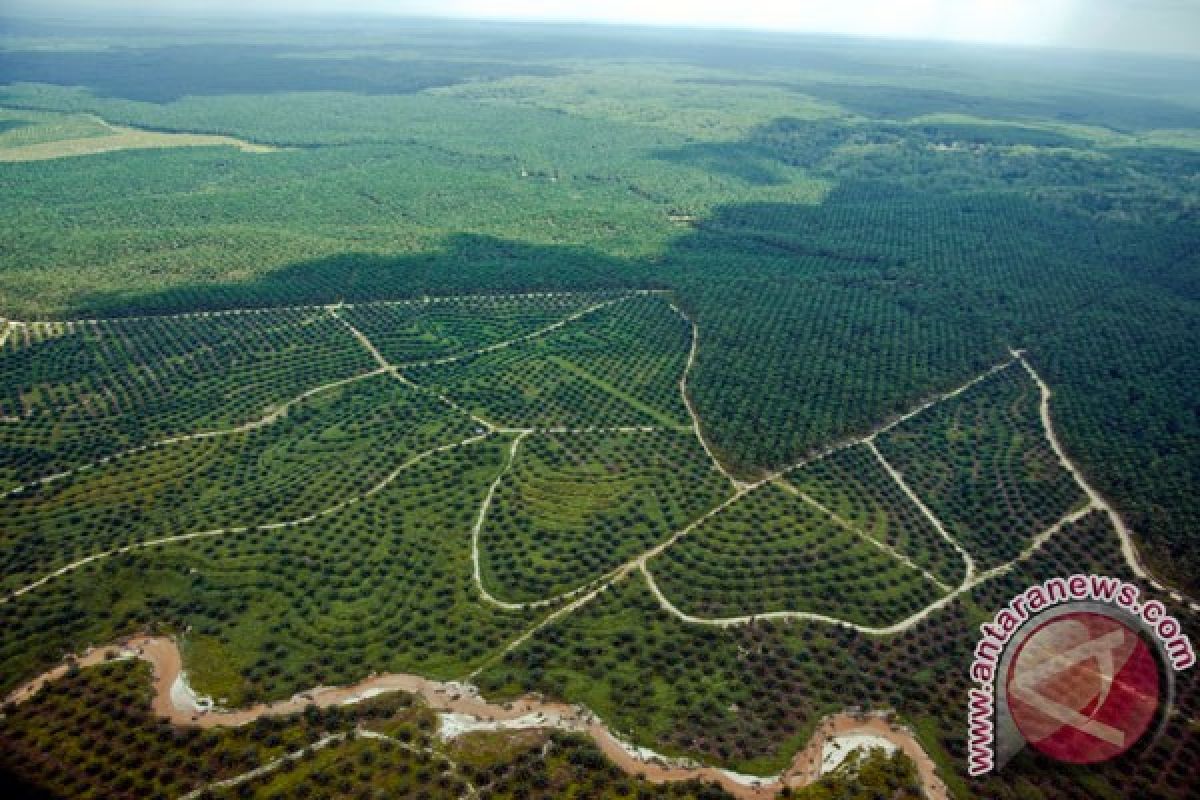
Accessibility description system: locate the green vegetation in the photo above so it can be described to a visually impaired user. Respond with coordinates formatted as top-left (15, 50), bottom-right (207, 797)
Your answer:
top-left (787, 444), bottom-right (967, 586)
top-left (3, 278), bottom-right (1177, 797)
top-left (0, 656), bottom-right (754, 799)
top-left (876, 365), bottom-right (1086, 569)
top-left (0, 45), bottom-right (563, 104)
top-left (409, 294), bottom-right (692, 428)
top-left (788, 748), bottom-right (923, 800)
top-left (0, 106), bottom-right (274, 162)
top-left (1, 372), bottom-right (475, 593)
top-left (206, 737), bottom-right (459, 800)
top-left (0, 658), bottom-right (437, 800)
top-left (0, 107), bottom-right (111, 147)
top-left (222, 731), bottom-right (732, 800)
top-left (482, 429), bottom-right (731, 602)
top-left (649, 481), bottom-right (945, 624)
top-left (481, 512), bottom-right (1200, 798)
top-left (1, 16), bottom-right (1198, 800)
top-left (0, 309), bottom-right (374, 486)
top-left (1028, 311), bottom-right (1200, 592)
top-left (1, 29), bottom-right (1195, 594)
top-left (337, 292), bottom-right (611, 365)
top-left (0, 437), bottom-right (539, 705)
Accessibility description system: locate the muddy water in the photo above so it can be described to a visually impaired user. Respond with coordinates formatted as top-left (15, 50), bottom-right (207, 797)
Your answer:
top-left (5, 636), bottom-right (947, 800)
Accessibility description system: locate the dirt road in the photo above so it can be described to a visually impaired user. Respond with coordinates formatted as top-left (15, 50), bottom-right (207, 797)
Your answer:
top-left (5, 636), bottom-right (947, 800)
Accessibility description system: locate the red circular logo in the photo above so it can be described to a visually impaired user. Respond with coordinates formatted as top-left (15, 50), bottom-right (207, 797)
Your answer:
top-left (1006, 612), bottom-right (1160, 764)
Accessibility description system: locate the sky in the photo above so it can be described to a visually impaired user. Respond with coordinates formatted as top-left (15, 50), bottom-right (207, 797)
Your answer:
top-left (11, 1), bottom-right (1200, 56)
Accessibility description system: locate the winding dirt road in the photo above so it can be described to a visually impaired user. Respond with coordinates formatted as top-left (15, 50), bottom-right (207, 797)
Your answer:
top-left (2, 293), bottom-right (648, 605)
top-left (468, 348), bottom-right (1131, 638)
top-left (669, 302), bottom-right (746, 490)
top-left (6, 299), bottom-right (1197, 800)
top-left (471, 432), bottom-right (539, 611)
top-left (1012, 349), bottom-right (1200, 613)
top-left (4, 636), bottom-right (947, 800)
top-left (2, 367), bottom-right (388, 499)
top-left (2, 433), bottom-right (490, 604)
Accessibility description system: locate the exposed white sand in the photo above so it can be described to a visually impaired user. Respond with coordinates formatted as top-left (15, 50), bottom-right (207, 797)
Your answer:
top-left (170, 672), bottom-right (214, 713)
top-left (820, 733), bottom-right (897, 774)
top-left (438, 710), bottom-right (583, 739)
top-left (718, 769), bottom-right (774, 787)
top-left (7, 635), bottom-right (951, 800)
top-left (603, 733), bottom-right (701, 770)
top-left (338, 687), bottom-right (392, 706)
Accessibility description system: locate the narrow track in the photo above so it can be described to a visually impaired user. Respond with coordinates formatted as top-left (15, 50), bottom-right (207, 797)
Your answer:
top-left (777, 478), bottom-right (953, 593)
top-left (1, 433), bottom-right (490, 604)
top-left (669, 302), bottom-right (746, 489)
top-left (865, 440), bottom-right (977, 584)
top-left (1013, 349), bottom-right (1200, 613)
top-left (0, 289), bottom-right (658, 327)
top-left (396, 294), bottom-right (637, 369)
top-left (2, 367), bottom-right (388, 499)
top-left (1, 292), bottom-right (656, 605)
top-left (5, 304), bottom-right (1195, 800)
top-left (640, 504), bottom-right (1097, 634)
top-left (470, 432), bottom-right (537, 611)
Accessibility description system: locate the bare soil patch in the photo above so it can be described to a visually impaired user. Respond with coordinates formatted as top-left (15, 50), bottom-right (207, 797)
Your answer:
top-left (0, 124), bottom-right (276, 162)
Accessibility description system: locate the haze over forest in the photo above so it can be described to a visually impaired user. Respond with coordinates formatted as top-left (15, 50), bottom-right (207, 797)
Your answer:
top-left (6, 0), bottom-right (1200, 56)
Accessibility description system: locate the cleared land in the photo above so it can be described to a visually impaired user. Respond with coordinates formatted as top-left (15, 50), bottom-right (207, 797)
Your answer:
top-left (0, 110), bottom-right (274, 161)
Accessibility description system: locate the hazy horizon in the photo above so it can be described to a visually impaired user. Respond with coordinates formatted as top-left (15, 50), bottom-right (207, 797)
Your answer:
top-left (3, 1), bottom-right (1199, 58)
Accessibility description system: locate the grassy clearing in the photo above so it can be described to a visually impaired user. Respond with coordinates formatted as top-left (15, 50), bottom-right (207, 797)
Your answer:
top-left (0, 107), bottom-right (112, 146)
top-left (0, 126), bottom-right (276, 161)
